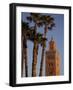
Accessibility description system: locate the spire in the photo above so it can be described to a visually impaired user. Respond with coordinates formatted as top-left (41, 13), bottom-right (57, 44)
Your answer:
top-left (51, 36), bottom-right (53, 41)
top-left (50, 36), bottom-right (54, 42)
top-left (49, 36), bottom-right (54, 44)
top-left (49, 36), bottom-right (56, 50)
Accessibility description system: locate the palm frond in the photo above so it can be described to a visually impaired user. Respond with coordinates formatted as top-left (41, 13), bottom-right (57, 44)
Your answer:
top-left (22, 21), bottom-right (30, 36)
top-left (37, 22), bottom-right (43, 27)
top-left (22, 21), bottom-right (29, 28)
top-left (51, 23), bottom-right (55, 27)
top-left (27, 16), bottom-right (32, 22)
top-left (29, 13), bottom-right (42, 23)
top-left (30, 13), bottom-right (40, 18)
top-left (48, 23), bottom-right (55, 30)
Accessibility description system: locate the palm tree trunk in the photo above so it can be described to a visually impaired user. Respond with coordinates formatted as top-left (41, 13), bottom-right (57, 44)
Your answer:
top-left (32, 39), bottom-right (38, 76)
top-left (21, 34), bottom-right (28, 77)
top-left (21, 35), bottom-right (24, 77)
top-left (39, 45), bottom-right (45, 76)
top-left (39, 26), bottom-right (47, 76)
top-left (32, 24), bottom-right (38, 77)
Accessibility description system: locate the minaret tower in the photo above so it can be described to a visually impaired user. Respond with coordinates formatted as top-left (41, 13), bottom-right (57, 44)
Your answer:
top-left (45, 37), bottom-right (60, 76)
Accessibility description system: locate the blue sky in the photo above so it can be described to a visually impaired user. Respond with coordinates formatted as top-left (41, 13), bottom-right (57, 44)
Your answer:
top-left (22, 12), bottom-right (64, 77)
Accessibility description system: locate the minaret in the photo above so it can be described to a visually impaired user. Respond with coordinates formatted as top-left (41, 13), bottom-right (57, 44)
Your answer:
top-left (45, 37), bottom-right (60, 76)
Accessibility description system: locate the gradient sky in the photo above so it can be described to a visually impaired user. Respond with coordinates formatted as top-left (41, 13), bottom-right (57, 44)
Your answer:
top-left (22, 12), bottom-right (64, 77)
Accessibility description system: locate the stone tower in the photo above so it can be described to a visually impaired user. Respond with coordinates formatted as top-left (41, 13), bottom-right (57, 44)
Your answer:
top-left (45, 37), bottom-right (60, 76)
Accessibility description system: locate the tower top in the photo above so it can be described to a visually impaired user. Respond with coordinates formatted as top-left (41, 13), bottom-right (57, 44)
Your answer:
top-left (51, 36), bottom-right (54, 41)
top-left (49, 37), bottom-right (56, 50)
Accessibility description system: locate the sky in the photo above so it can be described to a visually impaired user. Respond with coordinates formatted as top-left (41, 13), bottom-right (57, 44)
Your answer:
top-left (22, 12), bottom-right (64, 77)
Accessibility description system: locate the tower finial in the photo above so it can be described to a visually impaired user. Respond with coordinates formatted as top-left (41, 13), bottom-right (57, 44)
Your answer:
top-left (51, 36), bottom-right (53, 41)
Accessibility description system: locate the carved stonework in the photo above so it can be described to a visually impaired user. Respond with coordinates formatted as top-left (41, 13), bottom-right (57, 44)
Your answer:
top-left (45, 38), bottom-right (60, 76)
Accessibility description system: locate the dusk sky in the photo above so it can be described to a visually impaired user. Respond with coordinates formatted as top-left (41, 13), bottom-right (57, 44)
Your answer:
top-left (22, 12), bottom-right (64, 77)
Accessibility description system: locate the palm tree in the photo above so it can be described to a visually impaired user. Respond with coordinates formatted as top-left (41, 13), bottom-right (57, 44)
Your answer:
top-left (27, 13), bottom-right (43, 76)
top-left (39, 15), bottom-right (55, 76)
top-left (22, 20), bottom-right (43, 77)
top-left (21, 21), bottom-right (30, 77)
